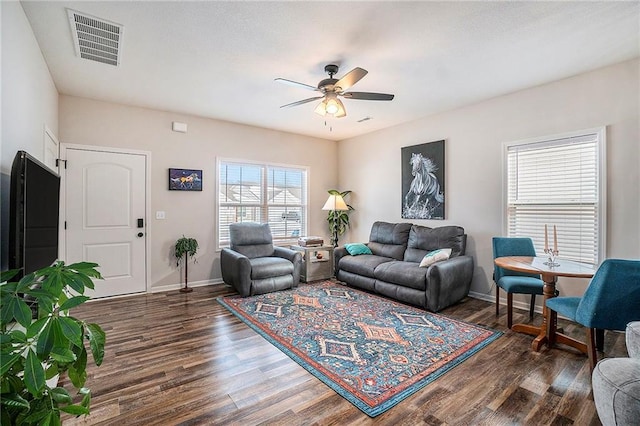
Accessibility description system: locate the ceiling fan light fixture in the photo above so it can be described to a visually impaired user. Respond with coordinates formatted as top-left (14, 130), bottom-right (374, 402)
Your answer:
top-left (334, 98), bottom-right (346, 118)
top-left (325, 93), bottom-right (340, 115)
top-left (314, 99), bottom-right (328, 116)
top-left (316, 93), bottom-right (346, 118)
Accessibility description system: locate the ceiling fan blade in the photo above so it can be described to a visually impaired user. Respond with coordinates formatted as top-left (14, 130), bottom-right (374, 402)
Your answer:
top-left (274, 78), bottom-right (319, 91)
top-left (342, 92), bottom-right (394, 101)
top-left (335, 67), bottom-right (368, 91)
top-left (280, 96), bottom-right (324, 108)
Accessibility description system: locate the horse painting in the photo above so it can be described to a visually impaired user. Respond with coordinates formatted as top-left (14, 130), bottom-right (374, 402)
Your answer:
top-left (403, 152), bottom-right (444, 219)
top-left (169, 168), bottom-right (203, 191)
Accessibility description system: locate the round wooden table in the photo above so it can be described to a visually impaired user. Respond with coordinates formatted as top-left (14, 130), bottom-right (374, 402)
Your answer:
top-left (493, 256), bottom-right (595, 353)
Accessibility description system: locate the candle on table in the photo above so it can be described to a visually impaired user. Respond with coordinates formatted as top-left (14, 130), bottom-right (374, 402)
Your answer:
top-left (553, 225), bottom-right (558, 252)
top-left (544, 224), bottom-right (549, 251)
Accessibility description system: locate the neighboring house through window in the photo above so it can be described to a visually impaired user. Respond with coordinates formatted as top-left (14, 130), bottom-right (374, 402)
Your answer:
top-left (218, 159), bottom-right (308, 248)
top-left (504, 128), bottom-right (606, 266)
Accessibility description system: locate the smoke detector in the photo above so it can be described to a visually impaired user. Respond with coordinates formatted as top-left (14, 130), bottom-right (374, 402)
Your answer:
top-left (67, 9), bottom-right (124, 66)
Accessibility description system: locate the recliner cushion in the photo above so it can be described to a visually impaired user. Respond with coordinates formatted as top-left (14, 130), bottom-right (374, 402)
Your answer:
top-left (404, 225), bottom-right (466, 262)
top-left (249, 257), bottom-right (294, 280)
top-left (374, 261), bottom-right (426, 291)
top-left (368, 222), bottom-right (412, 260)
top-left (339, 254), bottom-right (394, 278)
top-left (230, 222), bottom-right (275, 259)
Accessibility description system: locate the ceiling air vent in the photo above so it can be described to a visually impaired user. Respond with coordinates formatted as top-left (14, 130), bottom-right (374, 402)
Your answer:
top-left (67, 9), bottom-right (124, 66)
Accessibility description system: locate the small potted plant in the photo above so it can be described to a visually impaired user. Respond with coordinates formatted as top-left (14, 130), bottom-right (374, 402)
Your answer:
top-left (175, 236), bottom-right (198, 293)
top-left (0, 261), bottom-right (106, 425)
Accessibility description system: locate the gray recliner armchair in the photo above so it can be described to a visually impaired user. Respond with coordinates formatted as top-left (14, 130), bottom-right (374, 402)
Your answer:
top-left (221, 222), bottom-right (302, 296)
top-left (592, 321), bottom-right (640, 426)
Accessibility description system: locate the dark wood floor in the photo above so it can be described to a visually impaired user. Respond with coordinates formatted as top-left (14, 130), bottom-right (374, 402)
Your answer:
top-left (62, 282), bottom-right (627, 425)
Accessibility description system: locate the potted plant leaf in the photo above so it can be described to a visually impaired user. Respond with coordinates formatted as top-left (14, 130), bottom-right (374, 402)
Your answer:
top-left (326, 189), bottom-right (354, 247)
top-left (175, 236), bottom-right (198, 293)
top-left (0, 261), bottom-right (106, 425)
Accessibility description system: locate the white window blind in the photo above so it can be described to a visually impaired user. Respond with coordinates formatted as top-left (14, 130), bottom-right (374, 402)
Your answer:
top-left (218, 160), bottom-right (307, 247)
top-left (505, 129), bottom-right (605, 266)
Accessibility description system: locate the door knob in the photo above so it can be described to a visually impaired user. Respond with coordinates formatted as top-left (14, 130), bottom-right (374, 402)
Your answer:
top-left (137, 232), bottom-right (144, 238)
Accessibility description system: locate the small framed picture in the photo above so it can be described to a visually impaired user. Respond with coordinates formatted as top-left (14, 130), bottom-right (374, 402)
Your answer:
top-left (169, 168), bottom-right (202, 191)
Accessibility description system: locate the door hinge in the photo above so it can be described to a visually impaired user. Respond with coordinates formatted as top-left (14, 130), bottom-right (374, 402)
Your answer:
top-left (56, 159), bottom-right (67, 169)
top-left (64, 221), bottom-right (67, 230)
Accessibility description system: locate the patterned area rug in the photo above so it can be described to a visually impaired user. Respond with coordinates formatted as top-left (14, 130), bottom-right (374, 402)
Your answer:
top-left (218, 282), bottom-right (501, 417)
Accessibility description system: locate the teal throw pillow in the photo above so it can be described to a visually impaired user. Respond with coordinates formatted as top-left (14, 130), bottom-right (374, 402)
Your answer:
top-left (345, 243), bottom-right (372, 256)
top-left (419, 248), bottom-right (452, 267)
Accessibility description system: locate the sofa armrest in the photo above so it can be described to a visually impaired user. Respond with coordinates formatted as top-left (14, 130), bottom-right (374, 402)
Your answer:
top-left (273, 246), bottom-right (299, 263)
top-left (221, 248), bottom-right (252, 296)
top-left (627, 322), bottom-right (640, 359)
top-left (425, 255), bottom-right (474, 312)
top-left (273, 247), bottom-right (303, 284)
top-left (334, 246), bottom-right (349, 276)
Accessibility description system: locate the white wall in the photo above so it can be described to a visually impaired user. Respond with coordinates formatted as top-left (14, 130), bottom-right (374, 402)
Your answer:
top-left (338, 59), bottom-right (639, 307)
top-left (59, 96), bottom-right (338, 290)
top-left (1, 1), bottom-right (59, 173)
top-left (1, 1), bottom-right (59, 269)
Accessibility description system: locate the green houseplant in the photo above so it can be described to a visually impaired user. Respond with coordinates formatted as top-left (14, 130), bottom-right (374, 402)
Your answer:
top-left (175, 236), bottom-right (199, 293)
top-left (0, 261), bottom-right (106, 425)
top-left (326, 189), bottom-right (354, 247)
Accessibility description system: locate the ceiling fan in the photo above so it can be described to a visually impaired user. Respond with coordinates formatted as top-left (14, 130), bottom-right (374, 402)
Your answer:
top-left (275, 64), bottom-right (394, 118)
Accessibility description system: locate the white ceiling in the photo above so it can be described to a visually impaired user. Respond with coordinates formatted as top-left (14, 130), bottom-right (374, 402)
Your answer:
top-left (21, 1), bottom-right (640, 141)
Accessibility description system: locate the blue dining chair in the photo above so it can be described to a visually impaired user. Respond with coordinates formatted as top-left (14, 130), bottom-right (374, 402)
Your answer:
top-left (546, 259), bottom-right (640, 370)
top-left (493, 237), bottom-right (545, 328)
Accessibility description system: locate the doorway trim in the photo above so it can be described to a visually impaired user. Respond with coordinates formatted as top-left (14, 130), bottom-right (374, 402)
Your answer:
top-left (59, 143), bottom-right (152, 294)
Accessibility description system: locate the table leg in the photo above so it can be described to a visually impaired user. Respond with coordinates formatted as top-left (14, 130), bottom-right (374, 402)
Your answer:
top-left (539, 274), bottom-right (589, 355)
top-left (531, 275), bottom-right (557, 352)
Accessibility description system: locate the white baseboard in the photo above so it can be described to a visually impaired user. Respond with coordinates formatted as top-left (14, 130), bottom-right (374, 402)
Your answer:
top-left (468, 290), bottom-right (544, 315)
top-left (150, 278), bottom-right (224, 293)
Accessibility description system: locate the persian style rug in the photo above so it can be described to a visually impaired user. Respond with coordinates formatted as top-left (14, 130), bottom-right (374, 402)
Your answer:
top-left (217, 282), bottom-right (501, 417)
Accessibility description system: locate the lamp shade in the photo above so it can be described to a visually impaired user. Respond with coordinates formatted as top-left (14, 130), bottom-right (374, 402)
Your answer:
top-left (322, 194), bottom-right (348, 211)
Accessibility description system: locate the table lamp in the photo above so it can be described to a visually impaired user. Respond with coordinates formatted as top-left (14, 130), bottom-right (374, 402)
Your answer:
top-left (322, 194), bottom-right (349, 247)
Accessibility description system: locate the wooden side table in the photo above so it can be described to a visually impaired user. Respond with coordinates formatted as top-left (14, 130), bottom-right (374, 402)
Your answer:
top-left (290, 245), bottom-right (334, 282)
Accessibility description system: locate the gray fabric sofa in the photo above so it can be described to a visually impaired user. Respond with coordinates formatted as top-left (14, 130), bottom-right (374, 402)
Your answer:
top-left (334, 221), bottom-right (474, 312)
top-left (221, 222), bottom-right (302, 296)
top-left (592, 321), bottom-right (640, 426)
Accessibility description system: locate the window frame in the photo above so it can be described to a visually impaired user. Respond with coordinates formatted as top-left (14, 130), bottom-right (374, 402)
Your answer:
top-left (216, 157), bottom-right (309, 249)
top-left (501, 127), bottom-right (606, 266)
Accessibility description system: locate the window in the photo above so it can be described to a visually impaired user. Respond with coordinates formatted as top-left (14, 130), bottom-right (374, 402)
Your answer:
top-left (504, 128), bottom-right (605, 266)
top-left (218, 159), bottom-right (308, 247)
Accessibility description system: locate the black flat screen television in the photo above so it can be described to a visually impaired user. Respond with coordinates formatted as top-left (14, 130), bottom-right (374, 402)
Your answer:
top-left (9, 151), bottom-right (61, 278)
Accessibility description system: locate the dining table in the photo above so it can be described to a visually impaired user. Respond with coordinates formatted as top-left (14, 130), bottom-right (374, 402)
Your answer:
top-left (493, 256), bottom-right (596, 354)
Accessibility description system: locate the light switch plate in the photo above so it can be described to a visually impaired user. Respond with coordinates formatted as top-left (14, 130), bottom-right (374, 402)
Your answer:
top-left (156, 211), bottom-right (166, 220)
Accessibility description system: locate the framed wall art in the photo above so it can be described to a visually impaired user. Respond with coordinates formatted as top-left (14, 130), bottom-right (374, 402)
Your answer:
top-left (401, 140), bottom-right (445, 220)
top-left (169, 168), bottom-right (202, 191)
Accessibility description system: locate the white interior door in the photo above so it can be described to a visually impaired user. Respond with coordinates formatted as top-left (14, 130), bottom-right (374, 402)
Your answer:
top-left (43, 126), bottom-right (59, 173)
top-left (65, 147), bottom-right (147, 298)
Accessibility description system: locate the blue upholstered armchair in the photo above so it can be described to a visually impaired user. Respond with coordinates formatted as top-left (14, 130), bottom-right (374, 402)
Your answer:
top-left (492, 237), bottom-right (544, 328)
top-left (546, 259), bottom-right (640, 370)
top-left (221, 222), bottom-right (302, 297)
